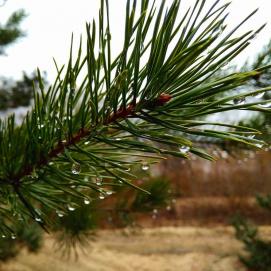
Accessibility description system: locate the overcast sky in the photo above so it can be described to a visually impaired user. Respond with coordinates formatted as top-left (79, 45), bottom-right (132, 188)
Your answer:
top-left (0, 0), bottom-right (271, 82)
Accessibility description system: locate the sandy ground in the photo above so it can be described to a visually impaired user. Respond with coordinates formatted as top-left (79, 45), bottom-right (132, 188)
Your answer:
top-left (3, 226), bottom-right (271, 271)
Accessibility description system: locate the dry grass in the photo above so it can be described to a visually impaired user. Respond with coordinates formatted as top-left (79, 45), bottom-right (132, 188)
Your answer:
top-left (159, 150), bottom-right (271, 197)
top-left (2, 226), bottom-right (271, 271)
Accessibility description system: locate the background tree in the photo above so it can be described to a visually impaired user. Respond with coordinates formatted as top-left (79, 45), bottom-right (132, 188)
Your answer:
top-left (0, 8), bottom-right (26, 55)
top-left (0, 7), bottom-right (38, 111)
top-left (233, 195), bottom-right (271, 271)
top-left (0, 5), bottom-right (43, 260)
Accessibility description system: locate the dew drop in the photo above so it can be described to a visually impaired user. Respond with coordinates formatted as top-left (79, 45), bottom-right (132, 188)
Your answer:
top-left (256, 143), bottom-right (264, 149)
top-left (38, 124), bottom-right (45, 129)
top-left (99, 194), bottom-right (105, 200)
top-left (48, 162), bottom-right (54, 166)
top-left (96, 178), bottom-right (103, 186)
top-left (84, 141), bottom-right (90, 145)
top-left (35, 217), bottom-right (42, 222)
top-left (115, 138), bottom-right (121, 141)
top-left (56, 210), bottom-right (65, 217)
top-left (67, 204), bottom-right (76, 211)
top-left (166, 205), bottom-right (172, 211)
top-left (179, 146), bottom-right (190, 154)
top-left (141, 163), bottom-right (149, 171)
top-left (84, 198), bottom-right (91, 205)
top-left (254, 92), bottom-right (264, 99)
top-left (260, 102), bottom-right (271, 108)
top-left (233, 97), bottom-right (246, 105)
top-left (106, 190), bottom-right (113, 195)
top-left (1, 234), bottom-right (6, 239)
top-left (11, 234), bottom-right (16, 240)
top-left (71, 162), bottom-right (81, 175)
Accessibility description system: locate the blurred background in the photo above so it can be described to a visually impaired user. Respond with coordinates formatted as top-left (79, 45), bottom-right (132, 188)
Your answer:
top-left (0, 0), bottom-right (271, 270)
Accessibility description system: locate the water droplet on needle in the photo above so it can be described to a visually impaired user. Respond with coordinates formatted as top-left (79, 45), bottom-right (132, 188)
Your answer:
top-left (67, 204), bottom-right (76, 211)
top-left (179, 146), bottom-right (190, 154)
top-left (84, 198), bottom-right (91, 205)
top-left (71, 162), bottom-right (81, 175)
top-left (141, 163), bottom-right (149, 171)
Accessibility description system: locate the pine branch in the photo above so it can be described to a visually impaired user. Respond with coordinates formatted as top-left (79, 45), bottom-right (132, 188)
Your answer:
top-left (0, 0), bottom-right (271, 236)
top-left (12, 92), bottom-right (172, 185)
